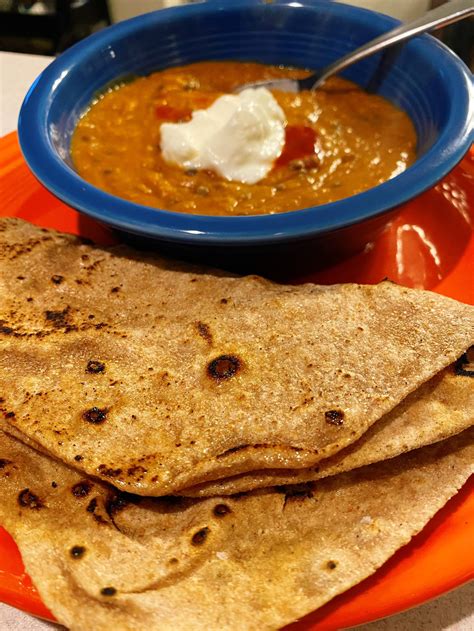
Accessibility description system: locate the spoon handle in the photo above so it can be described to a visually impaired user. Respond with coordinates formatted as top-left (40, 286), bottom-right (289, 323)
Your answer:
top-left (308, 0), bottom-right (474, 90)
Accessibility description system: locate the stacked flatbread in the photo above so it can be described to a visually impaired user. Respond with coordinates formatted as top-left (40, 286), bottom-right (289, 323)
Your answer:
top-left (0, 218), bottom-right (473, 630)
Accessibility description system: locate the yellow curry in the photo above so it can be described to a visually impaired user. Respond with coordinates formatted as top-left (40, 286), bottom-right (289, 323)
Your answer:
top-left (71, 61), bottom-right (417, 216)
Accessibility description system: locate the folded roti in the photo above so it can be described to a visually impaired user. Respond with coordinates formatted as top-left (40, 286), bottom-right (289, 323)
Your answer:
top-left (180, 364), bottom-right (474, 496)
top-left (1, 218), bottom-right (473, 495)
top-left (0, 428), bottom-right (472, 630)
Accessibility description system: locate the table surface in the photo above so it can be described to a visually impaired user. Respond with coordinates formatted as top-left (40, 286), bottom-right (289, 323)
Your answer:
top-left (0, 50), bottom-right (473, 631)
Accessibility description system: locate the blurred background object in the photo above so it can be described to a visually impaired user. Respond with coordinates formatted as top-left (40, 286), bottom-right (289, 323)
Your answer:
top-left (0, 0), bottom-right (111, 53)
top-left (336, 0), bottom-right (431, 20)
top-left (108, 0), bottom-right (188, 23)
top-left (429, 0), bottom-right (473, 67)
top-left (0, 0), bottom-right (472, 67)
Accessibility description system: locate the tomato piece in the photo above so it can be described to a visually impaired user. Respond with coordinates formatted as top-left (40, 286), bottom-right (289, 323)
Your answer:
top-left (275, 125), bottom-right (318, 167)
top-left (155, 104), bottom-right (191, 122)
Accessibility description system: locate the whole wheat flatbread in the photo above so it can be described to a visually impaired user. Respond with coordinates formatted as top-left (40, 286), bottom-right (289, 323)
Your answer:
top-left (179, 365), bottom-right (474, 496)
top-left (1, 218), bottom-right (473, 495)
top-left (0, 428), bottom-right (472, 630)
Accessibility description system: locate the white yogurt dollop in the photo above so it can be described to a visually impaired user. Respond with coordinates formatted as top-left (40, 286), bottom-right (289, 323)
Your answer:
top-left (160, 88), bottom-right (286, 184)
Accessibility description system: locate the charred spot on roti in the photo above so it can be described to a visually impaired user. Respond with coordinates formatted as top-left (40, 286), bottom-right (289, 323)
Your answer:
top-left (4, 411), bottom-right (15, 419)
top-left (83, 407), bottom-right (108, 425)
top-left (100, 587), bottom-right (117, 597)
top-left (0, 324), bottom-right (13, 335)
top-left (207, 355), bottom-right (241, 381)
top-left (44, 307), bottom-right (71, 328)
top-left (0, 459), bottom-right (12, 469)
top-left (196, 321), bottom-right (213, 344)
top-left (70, 545), bottom-right (86, 559)
top-left (86, 360), bottom-right (106, 374)
top-left (191, 527), bottom-right (210, 546)
top-left (18, 488), bottom-right (45, 509)
top-left (325, 410), bottom-right (345, 426)
top-left (50, 275), bottom-right (64, 285)
top-left (326, 560), bottom-right (338, 570)
top-left (74, 455), bottom-right (84, 462)
top-left (98, 464), bottom-right (122, 477)
top-left (86, 498), bottom-right (98, 513)
top-left (71, 480), bottom-right (94, 498)
top-left (126, 465), bottom-right (147, 479)
top-left (213, 504), bottom-right (231, 517)
top-left (454, 346), bottom-right (474, 377)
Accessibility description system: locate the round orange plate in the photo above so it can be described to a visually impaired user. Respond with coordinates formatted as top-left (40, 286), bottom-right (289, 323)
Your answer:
top-left (0, 132), bottom-right (473, 628)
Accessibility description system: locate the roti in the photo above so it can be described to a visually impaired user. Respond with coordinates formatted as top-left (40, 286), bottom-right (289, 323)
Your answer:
top-left (0, 428), bottom-right (472, 630)
top-left (1, 218), bottom-right (473, 495)
top-left (179, 365), bottom-right (474, 496)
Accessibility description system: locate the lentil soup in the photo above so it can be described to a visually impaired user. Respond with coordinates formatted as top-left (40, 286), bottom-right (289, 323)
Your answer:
top-left (71, 61), bottom-right (417, 216)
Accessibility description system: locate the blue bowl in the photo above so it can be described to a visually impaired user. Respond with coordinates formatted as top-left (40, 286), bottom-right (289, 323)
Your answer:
top-left (18, 0), bottom-right (473, 273)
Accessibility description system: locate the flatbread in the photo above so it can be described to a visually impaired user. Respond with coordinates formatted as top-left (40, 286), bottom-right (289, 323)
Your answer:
top-left (0, 428), bottom-right (472, 631)
top-left (180, 365), bottom-right (474, 496)
top-left (1, 218), bottom-right (473, 495)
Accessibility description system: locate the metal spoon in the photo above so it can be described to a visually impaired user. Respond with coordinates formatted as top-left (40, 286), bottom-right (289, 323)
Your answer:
top-left (236, 0), bottom-right (473, 93)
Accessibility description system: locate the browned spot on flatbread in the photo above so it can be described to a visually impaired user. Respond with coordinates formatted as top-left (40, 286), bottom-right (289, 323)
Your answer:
top-left (18, 488), bottom-right (45, 509)
top-left (213, 504), bottom-right (231, 517)
top-left (126, 465), bottom-right (147, 479)
top-left (98, 464), bottom-right (122, 477)
top-left (207, 355), bottom-right (241, 381)
top-left (71, 480), bottom-right (94, 498)
top-left (70, 546), bottom-right (86, 559)
top-left (325, 410), bottom-right (345, 426)
top-left (196, 321), bottom-right (213, 344)
top-left (86, 498), bottom-right (98, 513)
top-left (86, 360), bottom-right (106, 374)
top-left (191, 527), bottom-right (209, 546)
top-left (83, 407), bottom-right (108, 425)
top-left (45, 307), bottom-right (71, 328)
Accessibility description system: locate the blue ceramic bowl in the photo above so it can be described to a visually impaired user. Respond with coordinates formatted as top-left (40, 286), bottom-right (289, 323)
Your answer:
top-left (18, 0), bottom-right (473, 271)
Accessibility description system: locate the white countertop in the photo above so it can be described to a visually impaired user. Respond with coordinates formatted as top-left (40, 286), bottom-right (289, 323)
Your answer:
top-left (0, 50), bottom-right (472, 631)
top-left (0, 51), bottom-right (54, 135)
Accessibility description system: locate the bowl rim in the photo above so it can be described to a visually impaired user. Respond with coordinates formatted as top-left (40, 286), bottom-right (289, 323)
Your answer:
top-left (18, 0), bottom-right (474, 246)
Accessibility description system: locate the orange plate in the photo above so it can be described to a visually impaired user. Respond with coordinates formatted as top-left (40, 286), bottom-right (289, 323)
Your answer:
top-left (0, 132), bottom-right (473, 628)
